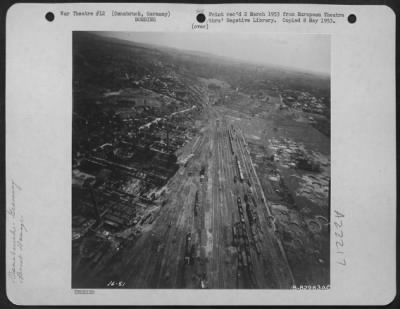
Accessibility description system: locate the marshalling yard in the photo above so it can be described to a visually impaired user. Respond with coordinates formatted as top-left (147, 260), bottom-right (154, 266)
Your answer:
top-left (72, 32), bottom-right (330, 289)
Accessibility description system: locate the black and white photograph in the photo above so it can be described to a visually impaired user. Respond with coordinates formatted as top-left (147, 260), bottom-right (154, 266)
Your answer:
top-left (5, 3), bottom-right (396, 305)
top-left (71, 31), bottom-right (331, 289)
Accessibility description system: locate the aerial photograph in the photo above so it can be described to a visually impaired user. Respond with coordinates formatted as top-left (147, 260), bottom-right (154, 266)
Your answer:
top-left (72, 31), bottom-right (331, 289)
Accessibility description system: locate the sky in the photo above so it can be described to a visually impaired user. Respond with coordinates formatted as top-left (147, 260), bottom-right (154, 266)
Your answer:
top-left (96, 31), bottom-right (330, 75)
